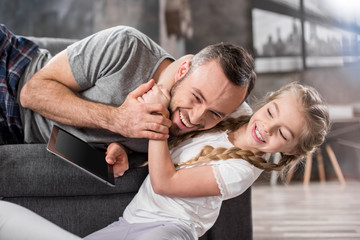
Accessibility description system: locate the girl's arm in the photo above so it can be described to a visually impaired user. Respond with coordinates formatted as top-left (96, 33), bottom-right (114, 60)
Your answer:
top-left (141, 84), bottom-right (221, 198)
top-left (148, 139), bottom-right (221, 198)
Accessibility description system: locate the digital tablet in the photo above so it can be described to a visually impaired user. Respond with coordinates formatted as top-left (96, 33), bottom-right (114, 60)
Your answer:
top-left (47, 125), bottom-right (115, 187)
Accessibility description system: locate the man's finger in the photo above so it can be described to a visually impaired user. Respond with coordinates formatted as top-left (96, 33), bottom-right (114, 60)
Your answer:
top-left (149, 112), bottom-right (172, 128)
top-left (145, 121), bottom-right (171, 135)
top-left (129, 79), bottom-right (154, 98)
top-left (137, 96), bottom-right (144, 103)
top-left (142, 130), bottom-right (170, 140)
top-left (145, 103), bottom-right (171, 119)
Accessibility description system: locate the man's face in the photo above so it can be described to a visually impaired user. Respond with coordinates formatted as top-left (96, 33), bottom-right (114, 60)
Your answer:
top-left (168, 60), bottom-right (248, 136)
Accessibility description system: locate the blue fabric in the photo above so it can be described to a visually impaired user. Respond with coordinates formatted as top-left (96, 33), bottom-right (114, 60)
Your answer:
top-left (0, 24), bottom-right (39, 144)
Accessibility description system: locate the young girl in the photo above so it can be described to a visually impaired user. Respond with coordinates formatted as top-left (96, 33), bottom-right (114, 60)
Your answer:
top-left (85, 82), bottom-right (330, 240)
top-left (0, 82), bottom-right (329, 240)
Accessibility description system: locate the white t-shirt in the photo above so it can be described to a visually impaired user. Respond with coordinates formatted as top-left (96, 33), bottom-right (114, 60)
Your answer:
top-left (123, 131), bottom-right (263, 239)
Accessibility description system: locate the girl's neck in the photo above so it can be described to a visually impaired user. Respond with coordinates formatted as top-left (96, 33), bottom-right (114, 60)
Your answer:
top-left (227, 124), bottom-right (264, 156)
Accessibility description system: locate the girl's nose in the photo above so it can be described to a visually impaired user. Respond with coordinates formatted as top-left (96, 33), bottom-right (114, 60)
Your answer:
top-left (263, 122), bottom-right (275, 135)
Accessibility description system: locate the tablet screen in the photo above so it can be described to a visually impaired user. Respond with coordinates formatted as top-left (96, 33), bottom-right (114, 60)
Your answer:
top-left (47, 125), bottom-right (115, 187)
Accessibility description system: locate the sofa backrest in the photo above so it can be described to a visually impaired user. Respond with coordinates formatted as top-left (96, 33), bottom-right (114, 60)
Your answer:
top-left (24, 36), bottom-right (78, 56)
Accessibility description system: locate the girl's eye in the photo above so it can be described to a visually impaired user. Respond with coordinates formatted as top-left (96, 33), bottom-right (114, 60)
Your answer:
top-left (279, 130), bottom-right (288, 141)
top-left (267, 108), bottom-right (272, 117)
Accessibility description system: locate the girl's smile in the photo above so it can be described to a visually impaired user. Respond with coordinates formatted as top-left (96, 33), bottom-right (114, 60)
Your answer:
top-left (253, 124), bottom-right (266, 144)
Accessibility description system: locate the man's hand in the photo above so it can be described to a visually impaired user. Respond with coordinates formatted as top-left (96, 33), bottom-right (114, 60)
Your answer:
top-left (110, 80), bottom-right (172, 140)
top-left (105, 143), bottom-right (129, 177)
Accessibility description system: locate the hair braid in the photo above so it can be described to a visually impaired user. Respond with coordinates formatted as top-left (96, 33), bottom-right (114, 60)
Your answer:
top-left (175, 145), bottom-right (297, 174)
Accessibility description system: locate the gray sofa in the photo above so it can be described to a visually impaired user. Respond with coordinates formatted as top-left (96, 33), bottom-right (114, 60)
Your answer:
top-left (0, 36), bottom-right (253, 239)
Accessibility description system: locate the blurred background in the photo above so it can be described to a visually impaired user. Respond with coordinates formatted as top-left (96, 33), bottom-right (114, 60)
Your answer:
top-left (1, 0), bottom-right (359, 181)
top-left (2, 1), bottom-right (360, 238)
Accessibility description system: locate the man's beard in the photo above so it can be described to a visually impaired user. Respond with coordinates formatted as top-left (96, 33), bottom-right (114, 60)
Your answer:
top-left (168, 77), bottom-right (185, 136)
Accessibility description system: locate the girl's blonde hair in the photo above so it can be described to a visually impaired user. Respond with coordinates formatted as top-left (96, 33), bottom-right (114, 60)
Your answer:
top-left (171, 82), bottom-right (330, 180)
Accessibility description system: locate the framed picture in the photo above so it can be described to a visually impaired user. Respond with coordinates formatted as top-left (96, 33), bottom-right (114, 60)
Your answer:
top-left (304, 22), bottom-right (359, 67)
top-left (304, 0), bottom-right (360, 67)
top-left (252, 8), bottom-right (302, 73)
top-left (252, 0), bottom-right (360, 73)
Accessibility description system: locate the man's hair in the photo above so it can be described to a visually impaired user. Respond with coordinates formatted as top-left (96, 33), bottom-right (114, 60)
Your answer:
top-left (188, 42), bottom-right (256, 99)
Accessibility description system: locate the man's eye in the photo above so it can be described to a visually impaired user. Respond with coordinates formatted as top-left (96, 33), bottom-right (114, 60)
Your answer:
top-left (212, 111), bottom-right (222, 119)
top-left (193, 94), bottom-right (201, 102)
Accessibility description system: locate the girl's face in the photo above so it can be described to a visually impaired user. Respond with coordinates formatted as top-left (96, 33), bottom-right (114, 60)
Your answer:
top-left (244, 94), bottom-right (306, 155)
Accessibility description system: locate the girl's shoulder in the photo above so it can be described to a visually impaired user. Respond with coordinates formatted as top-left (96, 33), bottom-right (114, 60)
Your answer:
top-left (191, 131), bottom-right (232, 147)
top-left (170, 131), bottom-right (231, 165)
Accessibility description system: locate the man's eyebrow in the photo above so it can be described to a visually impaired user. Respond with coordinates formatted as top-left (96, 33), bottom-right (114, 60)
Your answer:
top-left (194, 88), bottom-right (207, 102)
top-left (194, 88), bottom-right (226, 117)
top-left (273, 102), bottom-right (295, 139)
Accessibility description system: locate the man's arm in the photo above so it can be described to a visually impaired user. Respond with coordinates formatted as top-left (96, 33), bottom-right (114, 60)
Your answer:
top-left (20, 50), bottom-right (172, 139)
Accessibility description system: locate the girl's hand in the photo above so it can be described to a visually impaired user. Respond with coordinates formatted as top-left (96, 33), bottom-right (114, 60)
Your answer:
top-left (105, 143), bottom-right (129, 177)
top-left (137, 82), bottom-right (170, 109)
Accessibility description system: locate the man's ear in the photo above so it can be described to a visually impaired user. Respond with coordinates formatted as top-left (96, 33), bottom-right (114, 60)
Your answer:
top-left (174, 60), bottom-right (190, 83)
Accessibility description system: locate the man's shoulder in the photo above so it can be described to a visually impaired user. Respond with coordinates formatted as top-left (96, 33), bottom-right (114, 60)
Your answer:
top-left (105, 25), bottom-right (143, 36)
top-left (98, 25), bottom-right (165, 54)
top-left (82, 25), bottom-right (148, 44)
top-left (101, 25), bottom-right (152, 43)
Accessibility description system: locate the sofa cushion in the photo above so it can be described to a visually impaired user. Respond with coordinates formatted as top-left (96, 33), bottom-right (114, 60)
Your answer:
top-left (0, 144), bottom-right (148, 197)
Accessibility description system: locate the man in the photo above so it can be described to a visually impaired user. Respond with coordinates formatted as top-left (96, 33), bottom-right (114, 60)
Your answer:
top-left (3, 25), bottom-right (255, 158)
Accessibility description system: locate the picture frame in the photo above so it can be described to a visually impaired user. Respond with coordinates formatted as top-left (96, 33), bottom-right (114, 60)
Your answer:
top-left (252, 0), bottom-right (360, 73)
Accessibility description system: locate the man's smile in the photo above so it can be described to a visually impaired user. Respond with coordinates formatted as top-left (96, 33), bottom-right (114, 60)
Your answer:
top-left (179, 110), bottom-right (193, 128)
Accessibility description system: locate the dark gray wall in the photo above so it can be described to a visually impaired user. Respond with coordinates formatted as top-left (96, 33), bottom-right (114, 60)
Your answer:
top-left (186, 0), bottom-right (253, 54)
top-left (0, 0), bottom-right (159, 41)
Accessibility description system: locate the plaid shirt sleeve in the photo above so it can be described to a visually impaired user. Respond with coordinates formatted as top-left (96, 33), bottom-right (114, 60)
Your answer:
top-left (0, 24), bottom-right (39, 144)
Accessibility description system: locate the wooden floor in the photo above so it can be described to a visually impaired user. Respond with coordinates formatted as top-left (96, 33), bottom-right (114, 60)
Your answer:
top-left (252, 181), bottom-right (360, 240)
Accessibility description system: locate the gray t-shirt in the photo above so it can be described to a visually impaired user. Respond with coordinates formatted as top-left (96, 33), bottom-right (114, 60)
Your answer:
top-left (19, 26), bottom-right (174, 152)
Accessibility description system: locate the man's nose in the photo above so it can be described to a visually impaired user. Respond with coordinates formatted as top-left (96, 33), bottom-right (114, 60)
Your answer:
top-left (189, 106), bottom-right (206, 125)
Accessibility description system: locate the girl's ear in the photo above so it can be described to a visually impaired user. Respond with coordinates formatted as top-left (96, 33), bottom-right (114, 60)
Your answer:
top-left (174, 61), bottom-right (190, 83)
